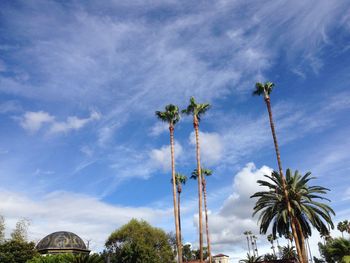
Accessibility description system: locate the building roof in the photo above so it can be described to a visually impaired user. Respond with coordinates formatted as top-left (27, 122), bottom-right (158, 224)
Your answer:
top-left (213, 253), bottom-right (229, 258)
top-left (36, 231), bottom-right (89, 253)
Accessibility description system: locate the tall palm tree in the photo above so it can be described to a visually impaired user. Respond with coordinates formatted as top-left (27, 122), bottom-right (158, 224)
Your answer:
top-left (182, 97), bottom-right (210, 262)
top-left (244, 231), bottom-right (252, 256)
top-left (174, 172), bottom-right (187, 252)
top-left (253, 81), bottom-right (303, 262)
top-left (155, 104), bottom-right (182, 263)
top-left (191, 168), bottom-right (213, 263)
top-left (251, 169), bottom-right (335, 263)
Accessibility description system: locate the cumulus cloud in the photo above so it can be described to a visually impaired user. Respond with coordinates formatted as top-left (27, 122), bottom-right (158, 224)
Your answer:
top-left (20, 111), bottom-right (55, 132)
top-left (0, 190), bottom-right (172, 251)
top-left (190, 131), bottom-right (223, 166)
top-left (189, 163), bottom-right (275, 258)
top-left (149, 122), bottom-right (169, 137)
top-left (49, 111), bottom-right (101, 134)
top-left (19, 110), bottom-right (101, 134)
top-left (149, 141), bottom-right (183, 171)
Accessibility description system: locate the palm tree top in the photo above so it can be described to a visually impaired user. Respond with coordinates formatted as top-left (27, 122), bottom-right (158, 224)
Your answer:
top-left (155, 104), bottom-right (180, 126)
top-left (252, 81), bottom-right (275, 98)
top-left (174, 173), bottom-right (188, 185)
top-left (191, 168), bottom-right (213, 179)
top-left (181, 97), bottom-right (210, 122)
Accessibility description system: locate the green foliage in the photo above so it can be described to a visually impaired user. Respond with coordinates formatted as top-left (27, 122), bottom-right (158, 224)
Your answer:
top-left (105, 219), bottom-right (175, 263)
top-left (0, 239), bottom-right (38, 263)
top-left (251, 169), bottom-right (334, 239)
top-left (264, 253), bottom-right (277, 261)
top-left (10, 218), bottom-right (30, 242)
top-left (155, 104), bottom-right (180, 127)
top-left (27, 254), bottom-right (103, 263)
top-left (239, 253), bottom-right (262, 263)
top-left (338, 221), bottom-right (350, 237)
top-left (252, 81), bottom-right (275, 98)
top-left (319, 238), bottom-right (350, 263)
top-left (281, 245), bottom-right (297, 260)
top-left (0, 215), bottom-right (5, 243)
top-left (181, 97), bottom-right (210, 122)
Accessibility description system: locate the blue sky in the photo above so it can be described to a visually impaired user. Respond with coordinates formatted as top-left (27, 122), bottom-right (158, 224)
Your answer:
top-left (0, 0), bottom-right (350, 260)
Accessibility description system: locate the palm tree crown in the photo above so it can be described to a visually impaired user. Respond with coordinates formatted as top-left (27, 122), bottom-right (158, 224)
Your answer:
top-left (181, 97), bottom-right (210, 123)
top-left (252, 81), bottom-right (275, 99)
top-left (174, 173), bottom-right (187, 193)
top-left (191, 168), bottom-right (212, 180)
top-left (251, 169), bottom-right (335, 239)
top-left (155, 104), bottom-right (180, 128)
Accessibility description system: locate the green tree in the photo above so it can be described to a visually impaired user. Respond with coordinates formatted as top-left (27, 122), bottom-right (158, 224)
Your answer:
top-left (182, 244), bottom-right (193, 262)
top-left (105, 219), bottom-right (174, 263)
top-left (0, 239), bottom-right (38, 263)
top-left (239, 253), bottom-right (262, 263)
top-left (182, 97), bottom-right (210, 263)
top-left (0, 215), bottom-right (5, 244)
top-left (281, 245), bottom-right (297, 260)
top-left (10, 218), bottom-right (30, 243)
top-left (253, 81), bottom-right (303, 262)
top-left (251, 169), bottom-right (334, 262)
top-left (28, 254), bottom-right (103, 263)
top-left (174, 172), bottom-right (187, 254)
top-left (338, 221), bottom-right (349, 238)
top-left (318, 237), bottom-right (350, 263)
top-left (191, 167), bottom-right (213, 263)
top-left (156, 104), bottom-right (182, 263)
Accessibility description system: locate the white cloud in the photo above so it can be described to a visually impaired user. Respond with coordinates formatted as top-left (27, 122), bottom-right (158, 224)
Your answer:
top-left (49, 111), bottom-right (101, 134)
top-left (149, 141), bottom-right (183, 171)
top-left (0, 190), bottom-right (172, 251)
top-left (190, 131), bottom-right (223, 166)
top-left (20, 111), bottom-right (55, 132)
top-left (19, 110), bottom-right (101, 134)
top-left (149, 122), bottom-right (168, 137)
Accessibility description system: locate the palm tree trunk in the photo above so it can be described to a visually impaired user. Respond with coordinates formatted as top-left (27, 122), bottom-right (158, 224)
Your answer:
top-left (178, 190), bottom-right (182, 255)
top-left (295, 218), bottom-right (308, 263)
top-left (265, 97), bottom-right (303, 263)
top-left (246, 236), bottom-right (251, 256)
top-left (170, 126), bottom-right (182, 263)
top-left (194, 116), bottom-right (203, 263)
top-left (202, 179), bottom-right (212, 263)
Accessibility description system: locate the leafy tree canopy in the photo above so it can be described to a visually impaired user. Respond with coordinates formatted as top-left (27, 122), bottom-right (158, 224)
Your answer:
top-left (105, 219), bottom-right (175, 263)
top-left (28, 253), bottom-right (103, 263)
top-left (0, 239), bottom-right (38, 263)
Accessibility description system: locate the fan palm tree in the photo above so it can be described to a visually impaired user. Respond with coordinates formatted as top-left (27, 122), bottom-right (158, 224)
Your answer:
top-left (155, 104), bottom-right (182, 263)
top-left (251, 169), bottom-right (335, 263)
top-left (253, 81), bottom-right (303, 262)
top-left (191, 168), bottom-right (213, 263)
top-left (182, 97), bottom-right (210, 262)
top-left (337, 220), bottom-right (349, 238)
top-left (174, 172), bottom-right (187, 251)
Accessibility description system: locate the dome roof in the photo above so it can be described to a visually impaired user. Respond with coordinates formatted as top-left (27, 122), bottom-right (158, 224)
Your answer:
top-left (36, 231), bottom-right (89, 253)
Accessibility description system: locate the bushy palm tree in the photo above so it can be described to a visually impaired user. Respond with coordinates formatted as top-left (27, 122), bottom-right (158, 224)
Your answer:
top-left (253, 81), bottom-right (303, 261)
top-left (319, 237), bottom-right (350, 262)
top-left (251, 169), bottom-right (335, 262)
top-left (182, 97), bottom-right (210, 262)
top-left (281, 245), bottom-right (297, 260)
top-left (174, 172), bottom-right (187, 250)
top-left (156, 104), bottom-right (182, 263)
top-left (191, 168), bottom-right (213, 263)
top-left (239, 253), bottom-right (262, 263)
